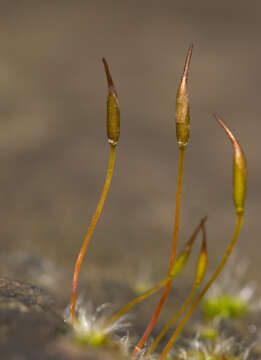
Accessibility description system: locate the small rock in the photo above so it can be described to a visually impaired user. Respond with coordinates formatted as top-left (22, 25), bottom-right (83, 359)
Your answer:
top-left (0, 278), bottom-right (67, 359)
top-left (0, 278), bottom-right (128, 360)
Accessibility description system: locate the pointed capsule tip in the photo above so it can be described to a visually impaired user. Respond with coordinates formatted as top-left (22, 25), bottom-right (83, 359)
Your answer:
top-left (213, 114), bottom-right (241, 152)
top-left (201, 215), bottom-right (208, 225)
top-left (182, 44), bottom-right (194, 81)
top-left (186, 216), bottom-right (208, 250)
top-left (201, 221), bottom-right (207, 253)
top-left (102, 57), bottom-right (117, 94)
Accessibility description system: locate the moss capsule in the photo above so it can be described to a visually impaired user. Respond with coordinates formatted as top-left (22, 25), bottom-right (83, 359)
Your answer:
top-left (176, 45), bottom-right (193, 149)
top-left (102, 58), bottom-right (120, 146)
top-left (215, 115), bottom-right (247, 215)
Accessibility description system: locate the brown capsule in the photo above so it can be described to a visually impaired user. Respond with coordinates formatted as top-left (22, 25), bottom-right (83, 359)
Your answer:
top-left (176, 44), bottom-right (193, 149)
top-left (214, 115), bottom-right (247, 215)
top-left (102, 58), bottom-right (120, 146)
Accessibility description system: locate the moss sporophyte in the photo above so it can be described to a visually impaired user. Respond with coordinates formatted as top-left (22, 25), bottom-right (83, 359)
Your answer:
top-left (69, 48), bottom-right (247, 359)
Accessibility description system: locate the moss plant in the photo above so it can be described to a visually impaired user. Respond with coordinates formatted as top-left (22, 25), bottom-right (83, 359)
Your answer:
top-left (132, 44), bottom-right (193, 357)
top-left (68, 46), bottom-right (248, 359)
top-left (200, 327), bottom-right (219, 340)
top-left (70, 58), bottom-right (120, 321)
top-left (66, 301), bottom-right (130, 349)
top-left (201, 294), bottom-right (248, 319)
top-left (146, 220), bottom-right (208, 356)
top-left (105, 217), bottom-right (206, 328)
top-left (158, 117), bottom-right (247, 360)
top-left (165, 333), bottom-right (252, 360)
top-left (201, 256), bottom-right (256, 320)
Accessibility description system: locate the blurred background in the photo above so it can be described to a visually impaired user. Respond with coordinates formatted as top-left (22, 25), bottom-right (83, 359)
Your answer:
top-left (0, 0), bottom-right (259, 309)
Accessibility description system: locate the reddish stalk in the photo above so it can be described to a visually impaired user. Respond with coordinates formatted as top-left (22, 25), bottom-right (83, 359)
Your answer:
top-left (71, 58), bottom-right (120, 322)
top-left (147, 220), bottom-right (207, 355)
top-left (71, 145), bottom-right (116, 321)
top-left (132, 148), bottom-right (185, 355)
top-left (105, 216), bottom-right (206, 329)
top-left (159, 214), bottom-right (243, 360)
top-left (132, 45), bottom-right (193, 355)
top-left (159, 116), bottom-right (247, 359)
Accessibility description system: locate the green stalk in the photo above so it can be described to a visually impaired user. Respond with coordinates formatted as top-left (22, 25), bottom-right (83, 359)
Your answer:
top-left (106, 217), bottom-right (206, 328)
top-left (159, 115), bottom-right (247, 359)
top-left (147, 221), bottom-right (207, 355)
top-left (159, 214), bottom-right (243, 360)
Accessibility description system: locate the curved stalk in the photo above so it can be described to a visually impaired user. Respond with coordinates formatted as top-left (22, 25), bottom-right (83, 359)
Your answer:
top-left (106, 216), bottom-right (206, 328)
top-left (71, 144), bottom-right (116, 321)
top-left (159, 115), bottom-right (247, 359)
top-left (106, 277), bottom-right (169, 328)
top-left (148, 221), bottom-right (207, 355)
top-left (159, 213), bottom-right (243, 360)
top-left (132, 148), bottom-right (186, 355)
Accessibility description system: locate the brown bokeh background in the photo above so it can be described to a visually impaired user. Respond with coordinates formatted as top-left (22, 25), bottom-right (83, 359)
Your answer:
top-left (0, 1), bottom-right (259, 300)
